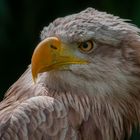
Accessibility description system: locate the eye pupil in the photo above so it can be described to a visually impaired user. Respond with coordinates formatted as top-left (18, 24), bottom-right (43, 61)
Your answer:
top-left (82, 42), bottom-right (88, 48)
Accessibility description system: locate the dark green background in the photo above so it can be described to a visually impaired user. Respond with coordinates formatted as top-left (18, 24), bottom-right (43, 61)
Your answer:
top-left (0, 0), bottom-right (140, 139)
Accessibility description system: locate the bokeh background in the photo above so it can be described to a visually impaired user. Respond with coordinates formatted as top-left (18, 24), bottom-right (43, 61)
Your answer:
top-left (0, 0), bottom-right (140, 139)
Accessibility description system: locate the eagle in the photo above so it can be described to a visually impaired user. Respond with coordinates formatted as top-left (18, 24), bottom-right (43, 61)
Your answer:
top-left (0, 7), bottom-right (140, 140)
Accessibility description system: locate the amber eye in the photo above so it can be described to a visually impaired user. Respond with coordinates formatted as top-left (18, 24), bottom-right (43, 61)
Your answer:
top-left (78, 40), bottom-right (94, 53)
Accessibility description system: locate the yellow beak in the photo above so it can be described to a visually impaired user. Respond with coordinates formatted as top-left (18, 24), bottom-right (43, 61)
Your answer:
top-left (31, 37), bottom-right (88, 82)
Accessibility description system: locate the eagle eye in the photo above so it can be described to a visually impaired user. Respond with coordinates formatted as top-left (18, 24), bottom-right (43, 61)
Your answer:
top-left (78, 40), bottom-right (94, 53)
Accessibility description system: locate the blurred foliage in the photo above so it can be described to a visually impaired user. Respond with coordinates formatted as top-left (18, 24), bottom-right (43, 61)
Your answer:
top-left (0, 0), bottom-right (140, 139)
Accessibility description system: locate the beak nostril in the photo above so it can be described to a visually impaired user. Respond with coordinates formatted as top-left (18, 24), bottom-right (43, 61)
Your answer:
top-left (50, 45), bottom-right (57, 50)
